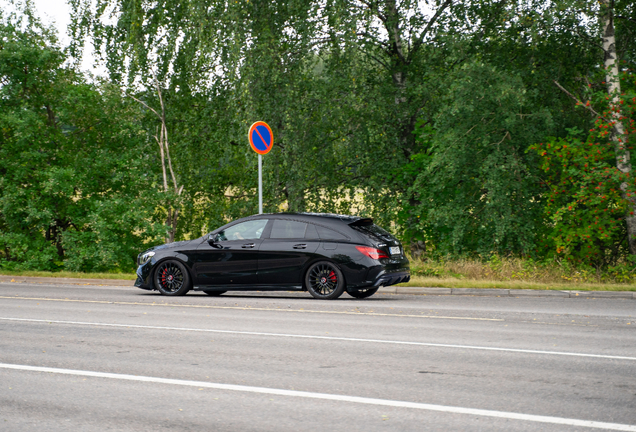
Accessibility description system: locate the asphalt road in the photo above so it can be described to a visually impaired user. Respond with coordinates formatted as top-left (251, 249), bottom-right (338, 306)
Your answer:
top-left (1, 282), bottom-right (635, 431)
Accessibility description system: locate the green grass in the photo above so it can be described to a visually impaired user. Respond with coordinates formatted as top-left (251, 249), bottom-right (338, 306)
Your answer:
top-left (0, 270), bottom-right (137, 280)
top-left (2, 258), bottom-right (636, 291)
top-left (399, 255), bottom-right (636, 291)
top-left (398, 276), bottom-right (636, 291)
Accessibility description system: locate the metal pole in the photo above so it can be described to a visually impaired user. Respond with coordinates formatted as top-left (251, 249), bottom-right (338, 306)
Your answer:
top-left (258, 153), bottom-right (263, 214)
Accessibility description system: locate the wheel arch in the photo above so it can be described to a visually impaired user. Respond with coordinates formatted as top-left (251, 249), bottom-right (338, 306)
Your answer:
top-left (300, 257), bottom-right (348, 291)
top-left (151, 255), bottom-right (195, 290)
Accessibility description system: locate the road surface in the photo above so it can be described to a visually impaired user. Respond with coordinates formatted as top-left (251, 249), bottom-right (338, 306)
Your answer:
top-left (1, 282), bottom-right (634, 431)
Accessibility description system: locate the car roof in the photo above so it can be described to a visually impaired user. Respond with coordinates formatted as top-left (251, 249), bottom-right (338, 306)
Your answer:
top-left (244, 212), bottom-right (370, 226)
top-left (209, 212), bottom-right (376, 238)
top-left (285, 212), bottom-right (361, 222)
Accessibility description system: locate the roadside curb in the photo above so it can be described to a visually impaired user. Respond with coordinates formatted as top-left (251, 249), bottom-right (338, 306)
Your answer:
top-left (378, 286), bottom-right (636, 299)
top-left (0, 275), bottom-right (134, 287)
top-left (1, 275), bottom-right (634, 299)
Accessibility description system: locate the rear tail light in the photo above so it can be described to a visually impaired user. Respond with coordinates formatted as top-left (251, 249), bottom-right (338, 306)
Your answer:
top-left (356, 246), bottom-right (389, 260)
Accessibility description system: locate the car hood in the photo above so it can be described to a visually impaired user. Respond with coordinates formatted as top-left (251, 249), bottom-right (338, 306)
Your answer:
top-left (145, 239), bottom-right (199, 253)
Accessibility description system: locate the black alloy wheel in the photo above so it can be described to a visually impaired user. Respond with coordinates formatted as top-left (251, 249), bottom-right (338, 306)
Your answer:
top-left (154, 260), bottom-right (191, 296)
top-left (203, 290), bottom-right (227, 296)
top-left (347, 287), bottom-right (379, 299)
top-left (305, 261), bottom-right (345, 300)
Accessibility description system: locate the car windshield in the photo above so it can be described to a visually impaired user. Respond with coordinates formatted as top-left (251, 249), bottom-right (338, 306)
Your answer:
top-left (217, 219), bottom-right (268, 241)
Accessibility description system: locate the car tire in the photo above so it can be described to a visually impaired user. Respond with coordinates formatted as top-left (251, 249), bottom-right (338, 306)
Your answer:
top-left (203, 290), bottom-right (227, 296)
top-left (154, 260), bottom-right (191, 296)
top-left (305, 261), bottom-right (345, 300)
top-left (347, 287), bottom-right (379, 299)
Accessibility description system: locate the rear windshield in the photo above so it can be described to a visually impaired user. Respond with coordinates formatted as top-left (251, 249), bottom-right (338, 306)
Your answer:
top-left (352, 224), bottom-right (395, 242)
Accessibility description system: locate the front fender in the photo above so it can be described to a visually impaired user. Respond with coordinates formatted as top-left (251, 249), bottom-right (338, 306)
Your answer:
top-left (135, 254), bottom-right (194, 290)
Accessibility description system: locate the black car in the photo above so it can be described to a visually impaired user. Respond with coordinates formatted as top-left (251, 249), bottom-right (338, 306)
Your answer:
top-left (135, 212), bottom-right (410, 300)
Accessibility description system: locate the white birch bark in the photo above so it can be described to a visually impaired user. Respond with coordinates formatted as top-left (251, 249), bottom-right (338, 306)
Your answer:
top-left (128, 79), bottom-right (183, 243)
top-left (601, 0), bottom-right (636, 254)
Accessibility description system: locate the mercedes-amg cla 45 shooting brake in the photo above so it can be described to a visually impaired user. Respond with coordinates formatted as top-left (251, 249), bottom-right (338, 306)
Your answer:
top-left (135, 212), bottom-right (410, 299)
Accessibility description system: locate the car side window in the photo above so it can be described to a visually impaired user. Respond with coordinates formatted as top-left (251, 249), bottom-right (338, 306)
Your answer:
top-left (305, 223), bottom-right (320, 239)
top-left (270, 220), bottom-right (307, 239)
top-left (315, 225), bottom-right (348, 240)
top-left (218, 219), bottom-right (268, 241)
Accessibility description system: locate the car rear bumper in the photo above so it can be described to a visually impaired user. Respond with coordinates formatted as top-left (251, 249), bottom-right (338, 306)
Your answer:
top-left (371, 269), bottom-right (410, 287)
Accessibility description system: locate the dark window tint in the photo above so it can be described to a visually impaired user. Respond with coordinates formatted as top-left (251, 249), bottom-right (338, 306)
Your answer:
top-left (316, 225), bottom-right (348, 240)
top-left (218, 219), bottom-right (268, 241)
top-left (352, 224), bottom-right (394, 240)
top-left (270, 220), bottom-right (307, 239)
top-left (305, 223), bottom-right (320, 239)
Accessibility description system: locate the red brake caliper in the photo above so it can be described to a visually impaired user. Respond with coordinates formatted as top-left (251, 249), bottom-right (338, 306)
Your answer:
top-left (328, 271), bottom-right (336, 283)
top-left (162, 268), bottom-right (168, 286)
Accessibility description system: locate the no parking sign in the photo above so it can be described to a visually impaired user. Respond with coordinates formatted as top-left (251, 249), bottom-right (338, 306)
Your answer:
top-left (248, 121), bottom-right (273, 155)
top-left (248, 121), bottom-right (273, 214)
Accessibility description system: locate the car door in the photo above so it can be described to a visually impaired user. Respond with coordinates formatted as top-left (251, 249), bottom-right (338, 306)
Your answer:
top-left (194, 219), bottom-right (268, 286)
top-left (257, 219), bottom-right (320, 287)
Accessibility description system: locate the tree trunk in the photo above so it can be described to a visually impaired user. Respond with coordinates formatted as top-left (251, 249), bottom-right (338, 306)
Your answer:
top-left (128, 79), bottom-right (183, 244)
top-left (601, 0), bottom-right (636, 254)
top-left (383, 0), bottom-right (433, 257)
top-left (166, 208), bottom-right (178, 243)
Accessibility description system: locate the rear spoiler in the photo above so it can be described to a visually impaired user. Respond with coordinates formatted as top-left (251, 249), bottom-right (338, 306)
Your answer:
top-left (348, 218), bottom-right (373, 227)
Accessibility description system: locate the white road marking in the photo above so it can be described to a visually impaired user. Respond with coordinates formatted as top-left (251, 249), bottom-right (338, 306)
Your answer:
top-left (1, 362), bottom-right (634, 431)
top-left (1, 317), bottom-right (634, 361)
top-left (0, 295), bottom-right (503, 321)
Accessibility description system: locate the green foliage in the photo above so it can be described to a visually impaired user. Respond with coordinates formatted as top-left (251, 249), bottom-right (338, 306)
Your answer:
top-left (0, 0), bottom-right (633, 274)
top-left (0, 12), bottom-right (164, 272)
top-left (531, 69), bottom-right (636, 266)
top-left (409, 62), bottom-right (552, 256)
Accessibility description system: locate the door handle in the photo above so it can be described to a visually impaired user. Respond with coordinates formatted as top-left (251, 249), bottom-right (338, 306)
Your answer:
top-left (293, 244), bottom-right (307, 249)
top-left (242, 243), bottom-right (255, 248)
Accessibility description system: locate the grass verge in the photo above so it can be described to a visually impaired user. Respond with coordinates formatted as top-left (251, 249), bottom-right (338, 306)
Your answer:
top-left (397, 256), bottom-right (636, 291)
top-left (2, 262), bottom-right (636, 291)
top-left (0, 270), bottom-right (137, 280)
top-left (398, 276), bottom-right (636, 291)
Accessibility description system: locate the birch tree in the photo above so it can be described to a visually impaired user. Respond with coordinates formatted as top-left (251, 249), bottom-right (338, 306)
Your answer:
top-left (129, 79), bottom-right (183, 243)
top-left (601, 0), bottom-right (636, 253)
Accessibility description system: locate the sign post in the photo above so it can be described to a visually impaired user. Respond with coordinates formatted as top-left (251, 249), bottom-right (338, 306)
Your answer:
top-left (258, 153), bottom-right (262, 213)
top-left (248, 121), bottom-right (273, 214)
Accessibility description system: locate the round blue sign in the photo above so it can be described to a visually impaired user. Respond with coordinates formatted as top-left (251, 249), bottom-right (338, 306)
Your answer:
top-left (248, 122), bottom-right (273, 155)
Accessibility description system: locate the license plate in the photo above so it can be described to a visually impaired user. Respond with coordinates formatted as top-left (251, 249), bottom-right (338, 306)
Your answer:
top-left (389, 246), bottom-right (400, 256)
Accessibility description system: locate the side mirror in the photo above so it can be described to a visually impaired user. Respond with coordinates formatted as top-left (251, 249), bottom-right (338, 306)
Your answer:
top-left (207, 233), bottom-right (221, 247)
